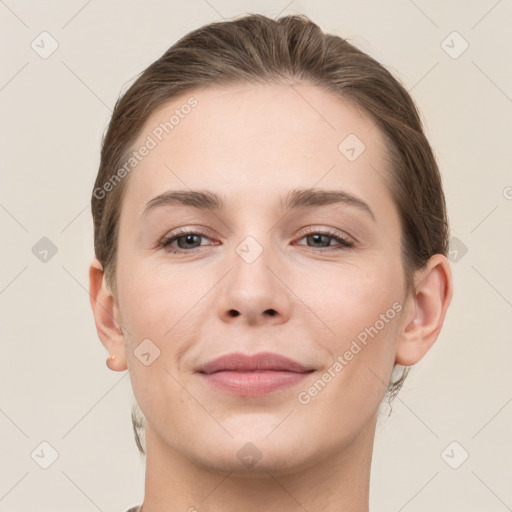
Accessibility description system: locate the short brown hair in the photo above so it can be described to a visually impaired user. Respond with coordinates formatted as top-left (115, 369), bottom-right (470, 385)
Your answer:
top-left (91, 13), bottom-right (449, 455)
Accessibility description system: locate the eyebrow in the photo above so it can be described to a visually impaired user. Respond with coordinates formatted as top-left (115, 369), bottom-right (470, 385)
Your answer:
top-left (142, 188), bottom-right (375, 221)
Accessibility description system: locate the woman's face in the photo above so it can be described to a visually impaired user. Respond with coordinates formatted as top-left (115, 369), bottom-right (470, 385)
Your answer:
top-left (113, 83), bottom-right (412, 473)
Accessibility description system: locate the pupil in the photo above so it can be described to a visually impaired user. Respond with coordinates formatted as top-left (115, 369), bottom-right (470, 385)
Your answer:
top-left (311, 234), bottom-right (328, 247)
top-left (179, 234), bottom-right (199, 248)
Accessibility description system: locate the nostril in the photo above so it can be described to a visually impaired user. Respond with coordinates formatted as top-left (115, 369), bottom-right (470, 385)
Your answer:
top-left (265, 309), bottom-right (277, 316)
top-left (228, 310), bottom-right (240, 317)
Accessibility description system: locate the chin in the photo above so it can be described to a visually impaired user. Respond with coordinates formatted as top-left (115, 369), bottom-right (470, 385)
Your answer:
top-left (187, 431), bottom-right (316, 477)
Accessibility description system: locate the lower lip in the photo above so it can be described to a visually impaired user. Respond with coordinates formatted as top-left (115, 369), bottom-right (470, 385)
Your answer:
top-left (199, 370), bottom-right (313, 396)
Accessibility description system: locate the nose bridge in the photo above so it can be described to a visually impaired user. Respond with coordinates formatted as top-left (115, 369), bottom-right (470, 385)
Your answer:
top-left (229, 206), bottom-right (278, 268)
top-left (217, 227), bottom-right (291, 325)
top-left (231, 231), bottom-right (279, 297)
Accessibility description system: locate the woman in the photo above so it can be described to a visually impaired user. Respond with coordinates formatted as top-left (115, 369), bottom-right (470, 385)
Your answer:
top-left (89, 13), bottom-right (452, 512)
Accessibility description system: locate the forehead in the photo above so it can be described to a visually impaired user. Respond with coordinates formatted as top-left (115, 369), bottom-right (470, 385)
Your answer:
top-left (121, 83), bottom-right (392, 216)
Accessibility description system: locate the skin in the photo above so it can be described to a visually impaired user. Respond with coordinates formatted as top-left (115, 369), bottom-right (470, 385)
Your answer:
top-left (89, 83), bottom-right (452, 512)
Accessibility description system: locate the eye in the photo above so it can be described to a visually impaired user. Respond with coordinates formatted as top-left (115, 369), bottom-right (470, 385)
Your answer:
top-left (159, 230), bottom-right (212, 253)
top-left (295, 228), bottom-right (354, 250)
top-left (158, 227), bottom-right (354, 255)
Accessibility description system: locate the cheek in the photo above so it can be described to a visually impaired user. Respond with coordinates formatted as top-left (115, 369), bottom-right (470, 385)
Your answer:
top-left (117, 258), bottom-right (217, 373)
top-left (119, 263), bottom-right (205, 418)
top-left (296, 272), bottom-right (401, 436)
top-left (118, 256), bottom-right (200, 329)
top-left (303, 260), bottom-right (402, 394)
top-left (305, 258), bottom-right (403, 340)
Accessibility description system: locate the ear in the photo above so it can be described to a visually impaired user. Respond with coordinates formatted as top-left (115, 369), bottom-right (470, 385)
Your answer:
top-left (396, 254), bottom-right (453, 366)
top-left (89, 258), bottom-right (128, 371)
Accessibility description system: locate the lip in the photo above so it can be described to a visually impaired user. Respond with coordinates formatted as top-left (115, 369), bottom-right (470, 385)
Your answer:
top-left (198, 351), bottom-right (313, 374)
top-left (197, 352), bottom-right (315, 397)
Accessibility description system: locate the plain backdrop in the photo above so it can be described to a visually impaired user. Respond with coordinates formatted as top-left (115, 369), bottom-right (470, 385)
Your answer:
top-left (1, 1), bottom-right (511, 511)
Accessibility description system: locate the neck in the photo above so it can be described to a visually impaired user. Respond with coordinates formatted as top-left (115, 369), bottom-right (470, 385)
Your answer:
top-left (140, 415), bottom-right (376, 512)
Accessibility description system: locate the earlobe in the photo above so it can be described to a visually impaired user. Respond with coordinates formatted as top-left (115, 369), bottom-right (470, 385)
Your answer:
top-left (89, 258), bottom-right (128, 371)
top-left (395, 254), bottom-right (453, 366)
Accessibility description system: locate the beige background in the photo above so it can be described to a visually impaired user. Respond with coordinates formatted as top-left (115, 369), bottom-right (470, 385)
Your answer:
top-left (1, 1), bottom-right (511, 511)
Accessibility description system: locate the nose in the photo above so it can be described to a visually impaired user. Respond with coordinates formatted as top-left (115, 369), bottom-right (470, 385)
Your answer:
top-left (216, 238), bottom-right (292, 326)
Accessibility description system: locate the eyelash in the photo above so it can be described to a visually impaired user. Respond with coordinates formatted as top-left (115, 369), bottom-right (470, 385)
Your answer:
top-left (158, 227), bottom-right (354, 254)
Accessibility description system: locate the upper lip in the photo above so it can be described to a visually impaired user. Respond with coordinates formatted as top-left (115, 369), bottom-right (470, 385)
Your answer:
top-left (198, 352), bottom-right (314, 374)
